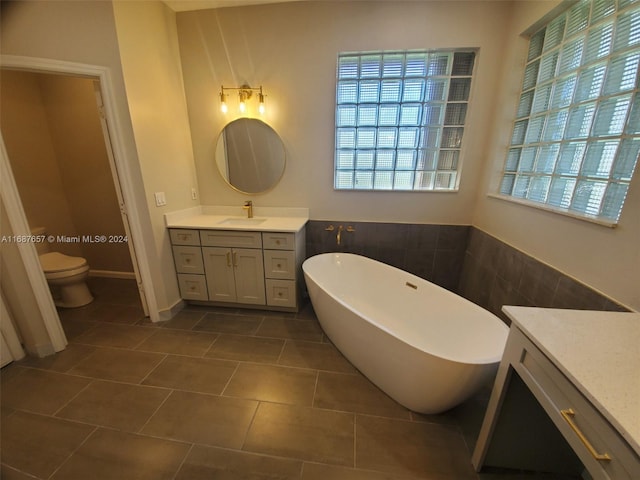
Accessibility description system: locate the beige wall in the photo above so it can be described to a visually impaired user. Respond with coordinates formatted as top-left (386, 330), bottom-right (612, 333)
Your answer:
top-left (474, 0), bottom-right (640, 311)
top-left (2, 70), bottom-right (133, 273)
top-left (176, 1), bottom-right (514, 224)
top-left (0, 70), bottom-right (80, 257)
top-left (40, 74), bottom-right (132, 272)
top-left (112, 0), bottom-right (200, 311)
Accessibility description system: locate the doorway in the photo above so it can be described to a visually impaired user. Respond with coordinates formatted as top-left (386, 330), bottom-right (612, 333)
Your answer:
top-left (1, 67), bottom-right (148, 344)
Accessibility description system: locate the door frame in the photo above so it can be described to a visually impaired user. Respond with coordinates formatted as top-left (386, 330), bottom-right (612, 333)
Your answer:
top-left (0, 293), bottom-right (26, 366)
top-left (1, 55), bottom-right (160, 349)
top-left (92, 80), bottom-right (149, 316)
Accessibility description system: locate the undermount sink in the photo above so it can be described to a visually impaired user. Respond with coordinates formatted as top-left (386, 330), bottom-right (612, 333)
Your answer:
top-left (217, 217), bottom-right (267, 226)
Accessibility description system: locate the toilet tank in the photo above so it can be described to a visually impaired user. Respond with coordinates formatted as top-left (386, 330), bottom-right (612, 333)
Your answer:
top-left (30, 227), bottom-right (51, 255)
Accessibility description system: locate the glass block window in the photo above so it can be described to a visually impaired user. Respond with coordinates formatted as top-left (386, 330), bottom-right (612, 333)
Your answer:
top-left (500, 0), bottom-right (640, 224)
top-left (335, 50), bottom-right (476, 190)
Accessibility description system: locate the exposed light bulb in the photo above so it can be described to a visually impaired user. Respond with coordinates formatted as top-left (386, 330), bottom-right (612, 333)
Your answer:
top-left (258, 92), bottom-right (265, 114)
top-left (259, 102), bottom-right (265, 115)
top-left (219, 90), bottom-right (228, 113)
top-left (238, 90), bottom-right (248, 114)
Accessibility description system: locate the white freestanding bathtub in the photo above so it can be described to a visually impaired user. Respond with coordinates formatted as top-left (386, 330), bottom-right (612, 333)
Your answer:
top-left (303, 253), bottom-right (509, 414)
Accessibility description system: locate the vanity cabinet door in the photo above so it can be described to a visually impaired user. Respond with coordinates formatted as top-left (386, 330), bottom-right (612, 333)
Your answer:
top-left (202, 247), bottom-right (265, 305)
top-left (233, 248), bottom-right (266, 305)
top-left (202, 247), bottom-right (237, 303)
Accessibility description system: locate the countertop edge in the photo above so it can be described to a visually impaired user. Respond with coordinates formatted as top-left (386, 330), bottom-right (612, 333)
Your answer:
top-left (165, 214), bottom-right (308, 233)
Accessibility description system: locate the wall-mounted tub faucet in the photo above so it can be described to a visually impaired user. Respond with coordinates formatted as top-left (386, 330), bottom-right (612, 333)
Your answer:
top-left (243, 200), bottom-right (253, 218)
top-left (325, 224), bottom-right (356, 245)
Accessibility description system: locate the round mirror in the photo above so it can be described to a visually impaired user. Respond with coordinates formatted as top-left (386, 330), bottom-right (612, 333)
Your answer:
top-left (215, 118), bottom-right (285, 194)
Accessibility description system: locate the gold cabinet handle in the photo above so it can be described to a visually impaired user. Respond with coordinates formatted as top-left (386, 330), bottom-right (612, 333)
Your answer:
top-left (226, 252), bottom-right (232, 267)
top-left (560, 409), bottom-right (611, 462)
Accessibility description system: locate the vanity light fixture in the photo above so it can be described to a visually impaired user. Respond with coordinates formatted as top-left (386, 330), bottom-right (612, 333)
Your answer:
top-left (219, 84), bottom-right (266, 114)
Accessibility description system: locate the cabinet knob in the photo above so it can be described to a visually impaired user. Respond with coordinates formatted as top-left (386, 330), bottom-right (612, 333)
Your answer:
top-left (278, 292), bottom-right (283, 297)
top-left (185, 258), bottom-right (191, 263)
top-left (277, 263), bottom-right (282, 268)
top-left (276, 240), bottom-right (281, 245)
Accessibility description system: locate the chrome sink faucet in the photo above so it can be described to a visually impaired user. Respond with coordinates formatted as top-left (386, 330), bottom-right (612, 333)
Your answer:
top-left (243, 200), bottom-right (253, 218)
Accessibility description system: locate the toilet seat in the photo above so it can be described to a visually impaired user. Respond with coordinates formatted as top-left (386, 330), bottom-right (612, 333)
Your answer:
top-left (39, 252), bottom-right (89, 279)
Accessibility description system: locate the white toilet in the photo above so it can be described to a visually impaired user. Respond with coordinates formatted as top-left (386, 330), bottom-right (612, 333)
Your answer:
top-left (32, 227), bottom-right (94, 308)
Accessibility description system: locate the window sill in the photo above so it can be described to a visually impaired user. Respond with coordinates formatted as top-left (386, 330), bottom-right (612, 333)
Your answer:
top-left (487, 193), bottom-right (618, 229)
top-left (334, 187), bottom-right (460, 193)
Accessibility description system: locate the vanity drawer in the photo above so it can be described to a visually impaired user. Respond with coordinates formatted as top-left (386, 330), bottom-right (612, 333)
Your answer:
top-left (172, 246), bottom-right (204, 274)
top-left (512, 328), bottom-right (640, 479)
top-left (200, 230), bottom-right (262, 249)
top-left (265, 279), bottom-right (296, 308)
top-left (177, 274), bottom-right (208, 301)
top-left (262, 232), bottom-right (295, 250)
top-left (170, 229), bottom-right (201, 246)
top-left (263, 250), bottom-right (295, 280)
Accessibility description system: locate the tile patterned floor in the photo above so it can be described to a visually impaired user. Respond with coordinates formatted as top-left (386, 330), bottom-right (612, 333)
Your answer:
top-left (1, 278), bottom-right (576, 479)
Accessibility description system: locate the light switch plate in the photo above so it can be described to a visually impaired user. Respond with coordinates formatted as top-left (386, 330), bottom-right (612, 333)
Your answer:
top-left (154, 192), bottom-right (166, 207)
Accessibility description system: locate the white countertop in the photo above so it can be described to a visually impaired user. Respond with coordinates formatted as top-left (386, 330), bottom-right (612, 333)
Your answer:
top-left (503, 306), bottom-right (640, 456)
top-left (164, 206), bottom-right (309, 233)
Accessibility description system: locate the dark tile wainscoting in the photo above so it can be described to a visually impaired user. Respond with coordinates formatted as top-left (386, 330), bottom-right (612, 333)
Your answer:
top-left (305, 220), bottom-right (469, 292)
top-left (305, 221), bottom-right (629, 321)
top-left (458, 228), bottom-right (629, 322)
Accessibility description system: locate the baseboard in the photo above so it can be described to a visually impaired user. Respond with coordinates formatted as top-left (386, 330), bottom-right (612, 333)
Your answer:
top-left (155, 298), bottom-right (185, 323)
top-left (27, 342), bottom-right (56, 358)
top-left (89, 270), bottom-right (136, 280)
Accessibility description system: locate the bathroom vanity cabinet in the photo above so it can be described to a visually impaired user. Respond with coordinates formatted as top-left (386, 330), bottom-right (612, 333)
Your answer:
top-left (169, 226), bottom-right (305, 312)
top-left (472, 306), bottom-right (640, 479)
